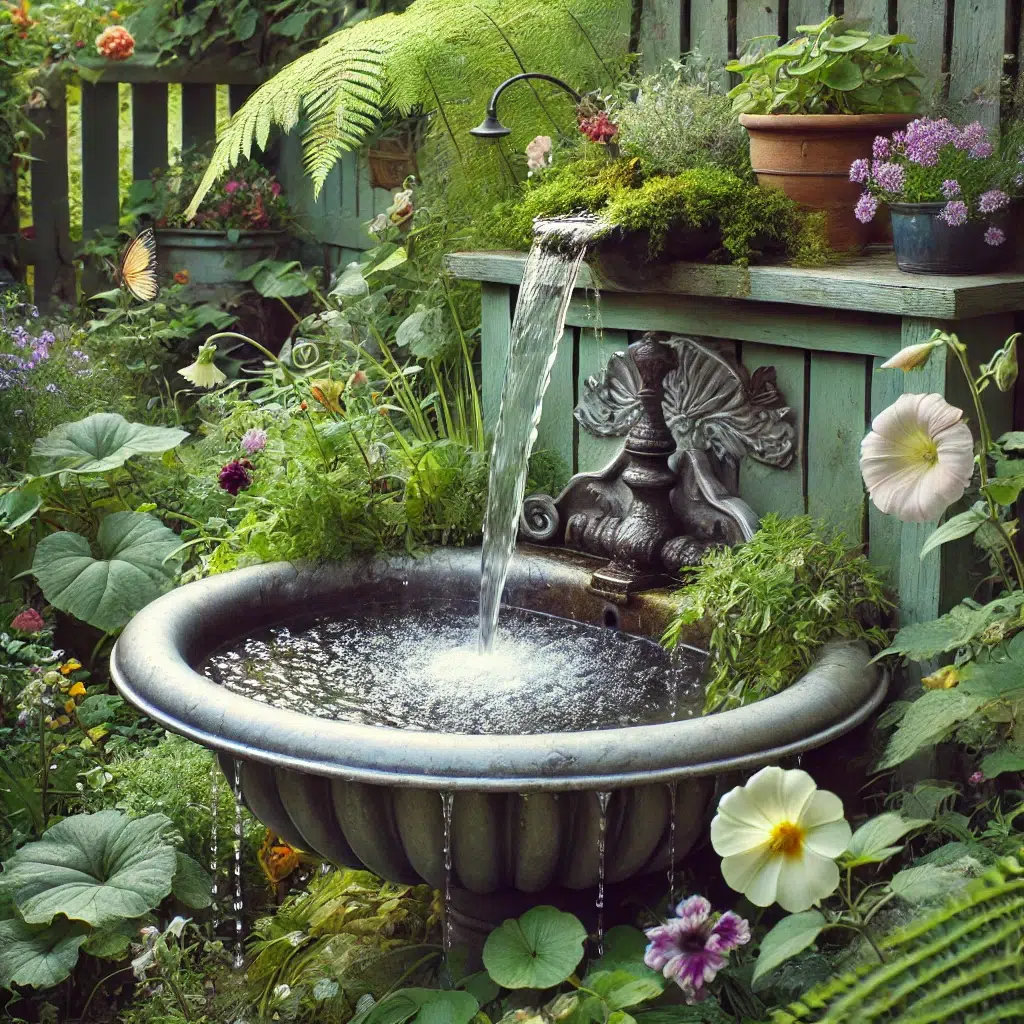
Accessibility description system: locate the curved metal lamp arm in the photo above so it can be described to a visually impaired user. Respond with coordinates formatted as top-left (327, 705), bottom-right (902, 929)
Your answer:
top-left (470, 73), bottom-right (582, 138)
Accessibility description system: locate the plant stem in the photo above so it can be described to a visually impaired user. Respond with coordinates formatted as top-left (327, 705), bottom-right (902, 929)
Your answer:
top-left (79, 966), bottom-right (133, 1022)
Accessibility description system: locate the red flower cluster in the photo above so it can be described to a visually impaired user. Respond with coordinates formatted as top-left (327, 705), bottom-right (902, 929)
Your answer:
top-left (10, 607), bottom-right (45, 632)
top-left (96, 24), bottom-right (134, 60)
top-left (578, 112), bottom-right (618, 144)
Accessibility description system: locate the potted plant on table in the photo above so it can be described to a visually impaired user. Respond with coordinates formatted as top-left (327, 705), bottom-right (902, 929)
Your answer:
top-left (727, 15), bottom-right (921, 250)
top-left (149, 149), bottom-right (291, 293)
top-left (850, 117), bottom-right (1021, 274)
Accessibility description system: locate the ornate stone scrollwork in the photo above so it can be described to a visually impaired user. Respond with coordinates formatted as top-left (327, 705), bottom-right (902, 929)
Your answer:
top-left (520, 332), bottom-right (795, 599)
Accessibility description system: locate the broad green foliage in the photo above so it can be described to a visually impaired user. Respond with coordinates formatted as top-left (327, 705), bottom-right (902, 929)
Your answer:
top-left (771, 856), bottom-right (1024, 1022)
top-left (753, 911), bottom-right (827, 986)
top-left (0, 917), bottom-right (90, 991)
top-left (29, 412), bottom-right (188, 475)
top-left (188, 0), bottom-right (630, 204)
top-left (663, 515), bottom-right (890, 713)
top-left (29, 511), bottom-right (182, 632)
top-left (483, 905), bottom-right (588, 989)
top-left (727, 16), bottom-right (920, 115)
top-left (360, 989), bottom-right (479, 1023)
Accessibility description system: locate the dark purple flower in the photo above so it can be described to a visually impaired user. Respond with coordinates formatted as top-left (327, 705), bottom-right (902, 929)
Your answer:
top-left (854, 192), bottom-right (878, 224)
top-left (849, 158), bottom-right (870, 184)
top-left (939, 200), bottom-right (969, 226)
top-left (644, 895), bottom-right (751, 1005)
top-left (872, 135), bottom-right (890, 160)
top-left (985, 226), bottom-right (1006, 246)
top-left (218, 458), bottom-right (253, 496)
top-left (941, 179), bottom-right (961, 199)
top-left (872, 161), bottom-right (905, 194)
top-left (979, 189), bottom-right (1010, 214)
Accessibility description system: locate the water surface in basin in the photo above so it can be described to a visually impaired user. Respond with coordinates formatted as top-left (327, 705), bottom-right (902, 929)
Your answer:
top-left (203, 601), bottom-right (706, 735)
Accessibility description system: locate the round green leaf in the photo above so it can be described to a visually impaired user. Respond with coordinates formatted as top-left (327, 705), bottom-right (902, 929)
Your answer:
top-left (0, 917), bottom-right (90, 990)
top-left (0, 810), bottom-right (179, 928)
top-left (820, 60), bottom-right (864, 91)
top-left (30, 512), bottom-right (182, 632)
top-left (30, 413), bottom-right (188, 475)
top-left (482, 906), bottom-right (587, 989)
top-left (172, 853), bottom-right (213, 910)
top-left (752, 910), bottom-right (826, 986)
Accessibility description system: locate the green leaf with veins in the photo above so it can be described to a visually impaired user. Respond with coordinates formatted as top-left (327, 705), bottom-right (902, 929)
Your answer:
top-left (0, 918), bottom-right (90, 990)
top-left (482, 905), bottom-right (587, 989)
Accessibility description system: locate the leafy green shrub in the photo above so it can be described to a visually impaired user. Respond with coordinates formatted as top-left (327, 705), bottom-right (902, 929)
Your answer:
top-left (663, 515), bottom-right (891, 713)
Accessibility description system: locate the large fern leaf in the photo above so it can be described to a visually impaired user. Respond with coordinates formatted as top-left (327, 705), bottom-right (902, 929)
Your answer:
top-left (186, 0), bottom-right (630, 215)
top-left (773, 855), bottom-right (1024, 1023)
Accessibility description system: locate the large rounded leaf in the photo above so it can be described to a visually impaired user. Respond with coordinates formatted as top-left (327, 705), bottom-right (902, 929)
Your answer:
top-left (0, 918), bottom-right (90, 989)
top-left (0, 811), bottom-right (179, 928)
top-left (30, 512), bottom-right (182, 632)
top-left (31, 413), bottom-right (188, 474)
top-left (483, 906), bottom-right (587, 989)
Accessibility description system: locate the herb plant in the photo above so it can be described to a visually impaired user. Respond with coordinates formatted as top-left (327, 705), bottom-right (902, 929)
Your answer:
top-left (726, 16), bottom-right (921, 116)
top-left (663, 514), bottom-right (890, 713)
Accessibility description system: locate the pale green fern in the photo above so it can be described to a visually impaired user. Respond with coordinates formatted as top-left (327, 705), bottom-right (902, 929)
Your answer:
top-left (773, 855), bottom-right (1024, 1023)
top-left (186, 0), bottom-right (630, 213)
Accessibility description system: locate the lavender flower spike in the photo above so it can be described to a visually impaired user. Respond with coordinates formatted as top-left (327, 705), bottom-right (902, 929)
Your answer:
top-left (849, 158), bottom-right (870, 184)
top-left (854, 192), bottom-right (878, 224)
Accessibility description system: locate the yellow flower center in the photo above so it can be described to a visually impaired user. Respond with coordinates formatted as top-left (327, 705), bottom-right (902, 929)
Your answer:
top-left (905, 428), bottom-right (939, 467)
top-left (768, 820), bottom-right (806, 858)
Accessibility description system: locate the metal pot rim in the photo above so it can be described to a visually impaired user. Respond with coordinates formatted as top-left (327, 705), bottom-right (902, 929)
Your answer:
top-left (110, 548), bottom-right (886, 791)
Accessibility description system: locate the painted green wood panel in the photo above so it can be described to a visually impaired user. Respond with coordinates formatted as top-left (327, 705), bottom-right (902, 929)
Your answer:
top-left (896, 0), bottom-right (947, 102)
top-left (481, 282), bottom-right (512, 436)
top-left (80, 82), bottom-right (120, 235)
top-left (787, 0), bottom-right (831, 33)
top-left (577, 328), bottom-right (628, 473)
top-left (228, 83), bottom-right (256, 115)
top-left (181, 84), bottom-right (217, 152)
top-left (738, 343), bottom-right (806, 519)
top-left (641, 0), bottom-right (681, 69)
top-left (736, 0), bottom-right (780, 53)
top-left (842, 0), bottom-right (889, 28)
top-left (949, 1), bottom-right (1006, 126)
top-left (131, 83), bottom-right (168, 181)
top-left (535, 328), bottom-right (575, 473)
top-left (806, 350), bottom-right (867, 545)
top-left (690, 0), bottom-right (729, 66)
top-left (868, 354), bottom-right (905, 584)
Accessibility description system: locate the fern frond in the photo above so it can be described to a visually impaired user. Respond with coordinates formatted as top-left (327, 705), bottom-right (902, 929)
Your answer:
top-left (773, 856), bottom-right (1024, 1023)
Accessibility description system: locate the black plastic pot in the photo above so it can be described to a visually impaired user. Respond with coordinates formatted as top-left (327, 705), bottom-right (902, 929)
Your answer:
top-left (889, 201), bottom-right (1015, 275)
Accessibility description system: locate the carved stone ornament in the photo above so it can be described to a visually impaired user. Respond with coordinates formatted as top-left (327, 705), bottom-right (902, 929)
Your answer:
top-left (520, 332), bottom-right (796, 599)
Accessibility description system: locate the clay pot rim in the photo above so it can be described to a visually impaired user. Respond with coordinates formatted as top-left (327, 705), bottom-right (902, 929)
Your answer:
top-left (739, 112), bottom-right (914, 131)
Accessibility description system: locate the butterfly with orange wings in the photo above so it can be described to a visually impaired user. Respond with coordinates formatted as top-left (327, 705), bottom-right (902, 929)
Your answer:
top-left (109, 228), bottom-right (159, 302)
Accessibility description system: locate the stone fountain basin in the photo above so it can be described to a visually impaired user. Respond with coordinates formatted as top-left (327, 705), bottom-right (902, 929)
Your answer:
top-left (110, 546), bottom-right (885, 896)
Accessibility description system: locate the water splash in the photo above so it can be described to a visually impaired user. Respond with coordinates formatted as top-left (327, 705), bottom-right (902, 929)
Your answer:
top-left (596, 791), bottom-right (611, 956)
top-left (231, 760), bottom-right (245, 970)
top-left (441, 791), bottom-right (454, 962)
top-left (478, 222), bottom-right (602, 652)
top-left (666, 781), bottom-right (678, 908)
top-left (209, 758), bottom-right (220, 934)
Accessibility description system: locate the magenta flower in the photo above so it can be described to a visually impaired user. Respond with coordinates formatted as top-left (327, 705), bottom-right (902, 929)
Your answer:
top-left (985, 226), bottom-right (1006, 246)
top-left (978, 189), bottom-right (1010, 214)
top-left (218, 458), bottom-right (253, 496)
top-left (854, 192), bottom-right (878, 224)
top-left (11, 608), bottom-right (45, 632)
top-left (849, 158), bottom-right (869, 184)
top-left (240, 427), bottom-right (268, 454)
top-left (872, 161), bottom-right (905, 194)
top-left (939, 200), bottom-right (968, 226)
top-left (270, 181), bottom-right (282, 197)
top-left (941, 179), bottom-right (961, 199)
top-left (969, 770), bottom-right (987, 784)
top-left (644, 896), bottom-right (750, 1005)
top-left (958, 122), bottom-right (988, 150)
top-left (872, 135), bottom-right (890, 160)
top-left (224, 181), bottom-right (242, 195)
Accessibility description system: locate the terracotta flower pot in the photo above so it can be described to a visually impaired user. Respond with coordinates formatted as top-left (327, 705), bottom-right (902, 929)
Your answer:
top-left (739, 113), bottom-right (913, 251)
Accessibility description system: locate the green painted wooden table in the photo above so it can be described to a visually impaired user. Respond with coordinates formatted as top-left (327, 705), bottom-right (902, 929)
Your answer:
top-left (447, 250), bottom-right (1024, 625)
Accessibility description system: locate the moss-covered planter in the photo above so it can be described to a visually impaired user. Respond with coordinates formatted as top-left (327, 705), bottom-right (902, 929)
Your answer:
top-left (154, 228), bottom-right (287, 288)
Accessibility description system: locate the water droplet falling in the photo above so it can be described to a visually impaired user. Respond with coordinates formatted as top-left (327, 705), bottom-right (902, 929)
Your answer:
top-left (666, 781), bottom-right (678, 907)
top-left (210, 757), bottom-right (220, 933)
top-left (596, 791), bottom-right (611, 956)
top-left (231, 759), bottom-right (245, 969)
top-left (441, 791), bottom-right (454, 963)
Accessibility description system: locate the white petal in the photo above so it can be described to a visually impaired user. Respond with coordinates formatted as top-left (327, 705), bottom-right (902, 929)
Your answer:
top-left (775, 852), bottom-right (841, 913)
top-left (796, 789), bottom-right (845, 830)
top-left (803, 818), bottom-right (853, 858)
top-left (721, 846), bottom-right (780, 907)
top-left (710, 814), bottom-right (770, 856)
top-left (919, 392), bottom-right (965, 435)
top-left (736, 765), bottom-right (817, 823)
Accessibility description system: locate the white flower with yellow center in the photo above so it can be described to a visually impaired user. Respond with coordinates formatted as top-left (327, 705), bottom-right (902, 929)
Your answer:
top-left (710, 766), bottom-right (851, 913)
top-left (179, 340), bottom-right (226, 389)
top-left (859, 392), bottom-right (975, 523)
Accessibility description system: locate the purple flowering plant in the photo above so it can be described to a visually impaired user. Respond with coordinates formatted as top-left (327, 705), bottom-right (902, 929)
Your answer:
top-left (852, 118), bottom-right (1020, 240)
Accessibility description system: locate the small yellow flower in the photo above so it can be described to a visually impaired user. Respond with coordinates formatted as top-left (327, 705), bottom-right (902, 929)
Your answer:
top-left (179, 340), bottom-right (227, 389)
top-left (922, 665), bottom-right (961, 690)
top-left (60, 658), bottom-right (82, 675)
top-left (68, 681), bottom-right (87, 698)
top-left (64, 699), bottom-right (76, 715)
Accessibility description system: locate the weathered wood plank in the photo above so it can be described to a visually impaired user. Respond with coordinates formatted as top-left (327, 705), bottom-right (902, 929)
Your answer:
top-left (577, 328), bottom-right (628, 473)
top-left (867, 353), bottom-right (905, 584)
top-left (445, 251), bottom-right (1024, 320)
top-left (806, 350), bottom-right (867, 545)
top-left (535, 328), bottom-right (575, 473)
top-left (481, 283), bottom-right (512, 435)
top-left (736, 0), bottom-right (781, 54)
top-left (80, 82), bottom-right (120, 236)
top-left (566, 293), bottom-right (900, 357)
top-left (181, 83), bottom-right (217, 152)
top-left (896, 0), bottom-right (947, 104)
top-left (842, 0), bottom-right (889, 29)
top-left (29, 72), bottom-right (74, 306)
top-left (74, 54), bottom-right (264, 85)
top-left (640, 0), bottom-right (682, 70)
top-left (690, 0), bottom-right (730, 65)
top-left (787, 0), bottom-right (831, 34)
top-left (949, 1), bottom-right (1006, 127)
top-left (131, 83), bottom-right (168, 181)
top-left (738, 343), bottom-right (806, 518)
